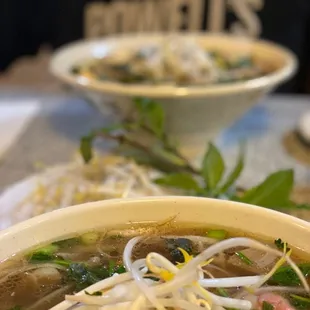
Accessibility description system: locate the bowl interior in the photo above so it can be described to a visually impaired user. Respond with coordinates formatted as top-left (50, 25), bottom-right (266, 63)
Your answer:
top-left (50, 33), bottom-right (297, 98)
top-left (0, 197), bottom-right (309, 261)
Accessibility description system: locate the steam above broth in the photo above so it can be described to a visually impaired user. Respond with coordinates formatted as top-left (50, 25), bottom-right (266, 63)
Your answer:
top-left (1, 223), bottom-right (310, 310)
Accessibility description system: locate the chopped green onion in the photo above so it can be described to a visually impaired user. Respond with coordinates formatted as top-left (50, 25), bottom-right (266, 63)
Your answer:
top-left (29, 244), bottom-right (59, 261)
top-left (80, 232), bottom-right (100, 245)
top-left (290, 294), bottom-right (310, 309)
top-left (33, 244), bottom-right (59, 255)
top-left (290, 294), bottom-right (310, 303)
top-left (216, 288), bottom-right (229, 297)
top-left (206, 229), bottom-right (227, 240)
top-left (262, 301), bottom-right (274, 310)
top-left (235, 252), bottom-right (253, 265)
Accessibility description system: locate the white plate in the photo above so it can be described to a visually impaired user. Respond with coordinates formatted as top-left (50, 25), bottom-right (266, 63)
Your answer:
top-left (0, 164), bottom-right (74, 230)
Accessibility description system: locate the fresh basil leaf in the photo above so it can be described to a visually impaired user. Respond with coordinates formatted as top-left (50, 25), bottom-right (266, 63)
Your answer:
top-left (262, 301), bottom-right (274, 310)
top-left (202, 143), bottom-right (225, 190)
top-left (269, 263), bottom-right (310, 286)
top-left (239, 169), bottom-right (294, 208)
top-left (80, 135), bottom-right (94, 163)
top-left (219, 146), bottom-right (244, 193)
top-left (155, 173), bottom-right (201, 191)
top-left (134, 98), bottom-right (164, 138)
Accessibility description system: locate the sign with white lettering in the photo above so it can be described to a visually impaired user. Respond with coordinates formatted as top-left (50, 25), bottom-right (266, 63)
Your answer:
top-left (85, 0), bottom-right (264, 38)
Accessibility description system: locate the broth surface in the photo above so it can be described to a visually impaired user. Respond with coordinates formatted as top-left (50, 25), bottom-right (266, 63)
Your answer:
top-left (0, 222), bottom-right (309, 310)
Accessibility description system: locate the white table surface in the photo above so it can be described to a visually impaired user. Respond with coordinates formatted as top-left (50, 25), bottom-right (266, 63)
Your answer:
top-left (0, 92), bottom-right (309, 190)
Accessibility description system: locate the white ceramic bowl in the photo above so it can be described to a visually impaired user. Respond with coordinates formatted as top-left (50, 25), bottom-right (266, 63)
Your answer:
top-left (0, 196), bottom-right (309, 262)
top-left (50, 33), bottom-right (297, 157)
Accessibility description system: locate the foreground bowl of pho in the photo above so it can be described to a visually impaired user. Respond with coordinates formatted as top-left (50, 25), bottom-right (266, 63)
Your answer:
top-left (50, 33), bottom-right (297, 156)
top-left (0, 196), bottom-right (309, 310)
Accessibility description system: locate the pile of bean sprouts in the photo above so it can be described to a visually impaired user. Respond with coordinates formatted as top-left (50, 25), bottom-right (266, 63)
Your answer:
top-left (15, 155), bottom-right (174, 221)
top-left (51, 236), bottom-right (309, 310)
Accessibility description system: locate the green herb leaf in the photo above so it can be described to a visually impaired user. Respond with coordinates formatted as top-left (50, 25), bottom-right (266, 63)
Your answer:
top-left (29, 252), bottom-right (54, 262)
top-left (274, 238), bottom-right (290, 252)
top-left (262, 301), bottom-right (275, 310)
top-left (108, 260), bottom-right (115, 276)
top-left (28, 244), bottom-right (59, 262)
top-left (80, 135), bottom-right (94, 163)
top-left (166, 238), bottom-right (193, 264)
top-left (9, 306), bottom-right (22, 310)
top-left (202, 143), bottom-right (225, 191)
top-left (219, 145), bottom-right (244, 193)
top-left (269, 263), bottom-right (310, 286)
top-left (154, 173), bottom-right (201, 191)
top-left (290, 294), bottom-right (310, 310)
top-left (67, 263), bottom-right (102, 291)
top-left (235, 252), bottom-right (253, 265)
top-left (239, 169), bottom-right (294, 208)
top-left (85, 290), bottom-right (103, 296)
top-left (206, 229), bottom-right (227, 240)
top-left (29, 253), bottom-right (71, 267)
top-left (113, 264), bottom-right (126, 275)
top-left (134, 98), bottom-right (164, 138)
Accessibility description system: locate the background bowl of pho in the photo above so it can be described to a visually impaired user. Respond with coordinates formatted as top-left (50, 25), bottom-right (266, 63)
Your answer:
top-left (50, 33), bottom-right (297, 156)
top-left (1, 196), bottom-right (310, 310)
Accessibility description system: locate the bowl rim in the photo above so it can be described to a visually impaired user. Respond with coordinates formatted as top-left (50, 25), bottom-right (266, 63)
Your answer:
top-left (1, 196), bottom-right (310, 259)
top-left (50, 32), bottom-right (298, 98)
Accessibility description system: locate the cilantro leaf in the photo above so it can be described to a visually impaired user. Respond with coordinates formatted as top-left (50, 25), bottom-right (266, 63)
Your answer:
top-left (269, 263), bottom-right (310, 286)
